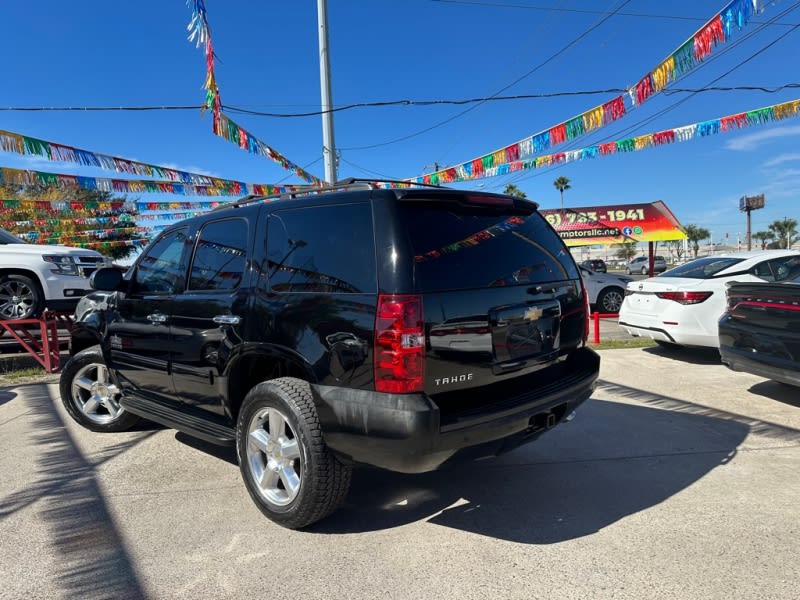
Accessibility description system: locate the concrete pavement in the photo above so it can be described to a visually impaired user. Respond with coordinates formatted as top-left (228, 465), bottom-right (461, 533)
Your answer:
top-left (1, 346), bottom-right (798, 599)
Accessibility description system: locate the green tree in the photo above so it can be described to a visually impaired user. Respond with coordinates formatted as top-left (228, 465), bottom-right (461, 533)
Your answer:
top-left (503, 183), bottom-right (527, 198)
top-left (0, 184), bottom-right (142, 260)
top-left (667, 239), bottom-right (685, 263)
top-left (683, 224), bottom-right (710, 258)
top-left (553, 176), bottom-right (571, 212)
top-left (615, 241), bottom-right (638, 262)
top-left (752, 230), bottom-right (773, 250)
top-left (767, 218), bottom-right (798, 249)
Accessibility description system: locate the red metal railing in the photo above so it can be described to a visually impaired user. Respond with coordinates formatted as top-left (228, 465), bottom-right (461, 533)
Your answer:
top-left (0, 311), bottom-right (75, 373)
top-left (590, 311), bottom-right (619, 345)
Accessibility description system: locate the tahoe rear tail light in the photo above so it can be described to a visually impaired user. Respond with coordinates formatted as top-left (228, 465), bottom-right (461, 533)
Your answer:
top-left (656, 291), bottom-right (713, 305)
top-left (374, 294), bottom-right (425, 393)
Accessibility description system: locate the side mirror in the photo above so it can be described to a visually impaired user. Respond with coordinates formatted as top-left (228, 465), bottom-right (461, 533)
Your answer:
top-left (90, 267), bottom-right (124, 291)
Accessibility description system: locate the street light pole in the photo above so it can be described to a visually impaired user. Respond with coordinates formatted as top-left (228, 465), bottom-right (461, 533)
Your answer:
top-left (317, 0), bottom-right (337, 184)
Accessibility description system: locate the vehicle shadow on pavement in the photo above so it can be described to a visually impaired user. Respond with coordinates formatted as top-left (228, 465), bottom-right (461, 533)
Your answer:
top-left (642, 344), bottom-right (721, 365)
top-left (0, 385), bottom-right (155, 599)
top-left (0, 389), bottom-right (16, 407)
top-left (312, 394), bottom-right (752, 542)
top-left (748, 380), bottom-right (800, 408)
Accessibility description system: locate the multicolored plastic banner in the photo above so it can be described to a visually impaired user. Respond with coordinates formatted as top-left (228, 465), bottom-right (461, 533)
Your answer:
top-left (212, 113), bottom-right (325, 186)
top-left (0, 128), bottom-right (313, 196)
top-left (185, 1), bottom-right (324, 186)
top-left (0, 166), bottom-right (299, 197)
top-left (408, 98), bottom-right (800, 185)
top-left (412, 0), bottom-right (767, 184)
top-left (541, 201), bottom-right (686, 247)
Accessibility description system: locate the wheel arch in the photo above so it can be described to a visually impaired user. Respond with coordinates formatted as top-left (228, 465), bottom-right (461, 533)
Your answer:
top-left (0, 268), bottom-right (47, 296)
top-left (225, 347), bottom-right (316, 423)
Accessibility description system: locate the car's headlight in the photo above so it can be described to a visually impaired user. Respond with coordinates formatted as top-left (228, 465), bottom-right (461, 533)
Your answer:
top-left (42, 255), bottom-right (79, 275)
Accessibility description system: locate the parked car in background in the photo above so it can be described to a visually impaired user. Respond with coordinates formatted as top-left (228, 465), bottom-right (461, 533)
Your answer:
top-left (0, 227), bottom-right (112, 320)
top-left (581, 259), bottom-right (607, 273)
top-left (619, 250), bottom-right (800, 348)
top-left (580, 266), bottom-right (633, 313)
top-left (625, 255), bottom-right (667, 275)
top-left (719, 276), bottom-right (800, 387)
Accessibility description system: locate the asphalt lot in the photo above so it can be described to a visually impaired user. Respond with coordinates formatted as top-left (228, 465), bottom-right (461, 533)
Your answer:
top-left (1, 346), bottom-right (799, 600)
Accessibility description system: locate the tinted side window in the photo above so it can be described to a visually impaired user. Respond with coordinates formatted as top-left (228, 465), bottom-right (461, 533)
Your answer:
top-left (189, 219), bottom-right (248, 291)
top-left (754, 255), bottom-right (800, 282)
top-left (267, 203), bottom-right (376, 293)
top-left (132, 227), bottom-right (190, 294)
top-left (398, 203), bottom-right (577, 291)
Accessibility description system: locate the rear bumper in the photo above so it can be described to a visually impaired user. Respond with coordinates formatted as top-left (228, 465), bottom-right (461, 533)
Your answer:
top-left (312, 347), bottom-right (599, 473)
top-left (619, 320), bottom-right (718, 348)
top-left (720, 346), bottom-right (800, 388)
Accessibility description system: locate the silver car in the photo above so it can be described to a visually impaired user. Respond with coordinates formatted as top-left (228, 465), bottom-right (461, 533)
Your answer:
top-left (625, 255), bottom-right (667, 275)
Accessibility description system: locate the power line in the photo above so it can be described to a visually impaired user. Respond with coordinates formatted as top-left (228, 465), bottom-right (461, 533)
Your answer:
top-left (339, 0), bottom-right (635, 151)
top-left (1, 84), bottom-right (798, 118)
top-left (430, 0), bottom-right (800, 25)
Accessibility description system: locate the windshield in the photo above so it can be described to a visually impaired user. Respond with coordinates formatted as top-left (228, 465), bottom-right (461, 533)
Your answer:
top-left (0, 229), bottom-right (26, 244)
top-left (661, 257), bottom-right (743, 279)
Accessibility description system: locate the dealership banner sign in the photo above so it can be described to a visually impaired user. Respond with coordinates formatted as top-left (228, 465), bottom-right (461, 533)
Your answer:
top-left (540, 200), bottom-right (686, 247)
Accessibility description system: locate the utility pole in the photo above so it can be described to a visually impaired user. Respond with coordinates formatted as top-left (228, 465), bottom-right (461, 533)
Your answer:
top-left (318, 0), bottom-right (337, 184)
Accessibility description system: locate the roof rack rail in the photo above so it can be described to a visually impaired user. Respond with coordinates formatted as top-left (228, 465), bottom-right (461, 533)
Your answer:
top-left (212, 177), bottom-right (446, 212)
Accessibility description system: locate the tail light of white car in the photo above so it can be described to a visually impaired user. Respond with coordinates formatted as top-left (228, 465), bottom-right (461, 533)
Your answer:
top-left (655, 291), bottom-right (713, 305)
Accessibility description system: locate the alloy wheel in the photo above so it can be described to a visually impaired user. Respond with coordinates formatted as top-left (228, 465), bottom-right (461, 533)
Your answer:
top-left (70, 362), bottom-right (124, 424)
top-left (246, 407), bottom-right (303, 507)
top-left (0, 279), bottom-right (36, 320)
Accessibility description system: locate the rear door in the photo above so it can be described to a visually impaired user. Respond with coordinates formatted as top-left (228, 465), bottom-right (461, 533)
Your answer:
top-left (390, 191), bottom-right (584, 395)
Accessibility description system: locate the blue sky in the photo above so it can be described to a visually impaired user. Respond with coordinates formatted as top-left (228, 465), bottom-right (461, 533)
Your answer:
top-left (1, 0), bottom-right (799, 243)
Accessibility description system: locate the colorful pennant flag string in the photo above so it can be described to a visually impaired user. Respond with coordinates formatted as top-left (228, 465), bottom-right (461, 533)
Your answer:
top-left (184, 2), bottom-right (324, 186)
top-left (212, 113), bottom-right (325, 186)
top-left (407, 98), bottom-right (800, 185)
top-left (186, 0), bottom-right (221, 125)
top-left (417, 0), bottom-right (767, 183)
top-left (0, 128), bottom-right (308, 195)
top-left (0, 166), bottom-right (301, 197)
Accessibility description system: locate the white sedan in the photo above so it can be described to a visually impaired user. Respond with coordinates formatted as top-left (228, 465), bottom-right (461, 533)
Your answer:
top-left (618, 250), bottom-right (800, 348)
top-left (580, 266), bottom-right (633, 313)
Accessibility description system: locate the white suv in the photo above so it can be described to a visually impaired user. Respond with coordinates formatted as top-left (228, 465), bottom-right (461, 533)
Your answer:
top-left (0, 228), bottom-right (112, 320)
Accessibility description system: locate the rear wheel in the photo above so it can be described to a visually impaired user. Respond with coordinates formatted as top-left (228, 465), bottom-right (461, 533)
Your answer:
top-left (60, 345), bottom-right (140, 432)
top-left (237, 377), bottom-right (352, 529)
top-left (596, 287), bottom-right (624, 313)
top-left (0, 274), bottom-right (44, 320)
top-left (641, 266), bottom-right (648, 275)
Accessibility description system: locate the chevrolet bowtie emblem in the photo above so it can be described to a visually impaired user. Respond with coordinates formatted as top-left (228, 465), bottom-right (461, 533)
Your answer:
top-left (524, 306), bottom-right (543, 321)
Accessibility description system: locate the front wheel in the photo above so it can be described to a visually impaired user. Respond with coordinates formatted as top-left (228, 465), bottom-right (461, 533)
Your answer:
top-left (59, 345), bottom-right (140, 432)
top-left (237, 377), bottom-right (352, 529)
top-left (0, 274), bottom-right (44, 320)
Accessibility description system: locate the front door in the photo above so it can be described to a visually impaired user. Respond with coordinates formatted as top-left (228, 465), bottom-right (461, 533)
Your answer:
top-left (107, 226), bottom-right (191, 404)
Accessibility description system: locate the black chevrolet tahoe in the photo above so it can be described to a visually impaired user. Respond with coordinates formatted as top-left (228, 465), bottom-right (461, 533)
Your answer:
top-left (60, 180), bottom-right (599, 528)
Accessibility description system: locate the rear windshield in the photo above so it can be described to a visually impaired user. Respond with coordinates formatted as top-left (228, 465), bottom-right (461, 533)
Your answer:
top-left (662, 257), bottom-right (743, 279)
top-left (398, 201), bottom-right (578, 291)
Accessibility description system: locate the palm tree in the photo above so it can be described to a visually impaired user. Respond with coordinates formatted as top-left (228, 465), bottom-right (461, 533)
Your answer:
top-left (683, 224), bottom-right (710, 258)
top-left (615, 241), bottom-right (638, 262)
top-left (768, 218), bottom-right (798, 249)
top-left (752, 231), bottom-right (773, 250)
top-left (553, 176), bottom-right (571, 212)
top-left (503, 184), bottom-right (527, 198)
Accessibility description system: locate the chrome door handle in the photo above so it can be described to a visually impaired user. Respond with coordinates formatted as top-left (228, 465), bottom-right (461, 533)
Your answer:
top-left (213, 315), bottom-right (241, 325)
top-left (147, 313), bottom-right (168, 324)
